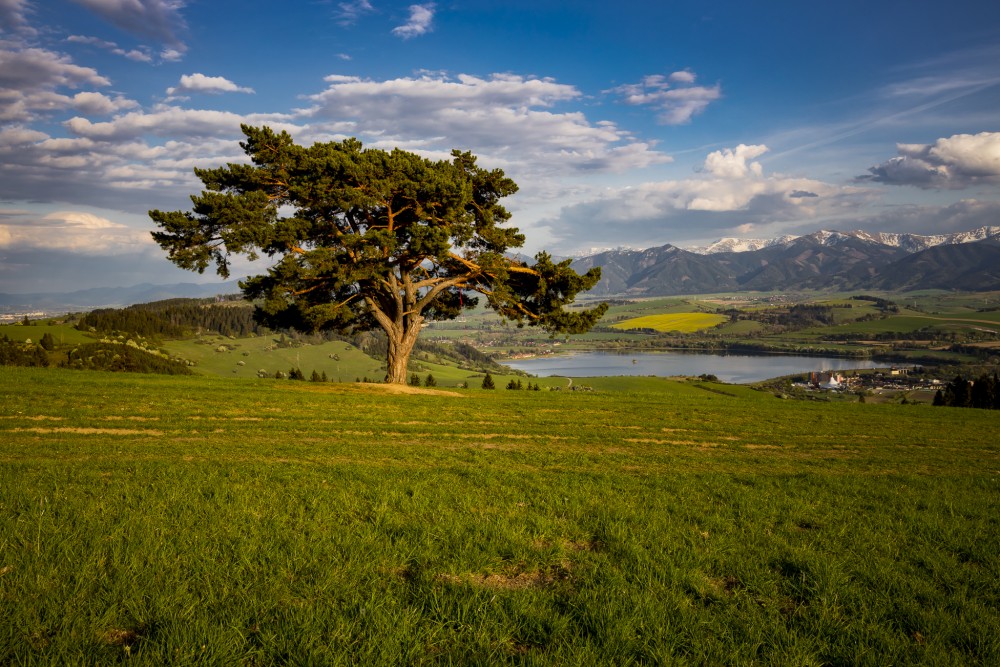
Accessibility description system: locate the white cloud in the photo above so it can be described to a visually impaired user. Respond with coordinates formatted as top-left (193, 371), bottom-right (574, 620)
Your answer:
top-left (859, 132), bottom-right (1000, 189)
top-left (0, 104), bottom-right (299, 214)
top-left (0, 45), bottom-right (112, 121)
top-left (701, 144), bottom-right (768, 180)
top-left (539, 144), bottom-right (864, 251)
top-left (335, 0), bottom-right (374, 27)
top-left (668, 70), bottom-right (696, 84)
top-left (65, 107), bottom-right (262, 141)
top-left (67, 34), bottom-right (153, 62)
top-left (72, 91), bottom-right (138, 114)
top-left (167, 73), bottom-right (255, 97)
top-left (0, 210), bottom-right (153, 254)
top-left (69, 0), bottom-right (187, 54)
top-left (304, 72), bottom-right (669, 174)
top-left (159, 46), bottom-right (184, 62)
top-left (392, 3), bottom-right (434, 39)
top-left (608, 71), bottom-right (721, 124)
top-left (0, 46), bottom-right (109, 90)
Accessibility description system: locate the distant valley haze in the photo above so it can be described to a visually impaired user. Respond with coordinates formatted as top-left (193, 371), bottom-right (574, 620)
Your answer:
top-left (4, 225), bottom-right (999, 314)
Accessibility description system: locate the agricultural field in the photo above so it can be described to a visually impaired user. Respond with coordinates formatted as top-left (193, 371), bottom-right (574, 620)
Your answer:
top-left (610, 312), bottom-right (727, 333)
top-left (1, 368), bottom-right (998, 664)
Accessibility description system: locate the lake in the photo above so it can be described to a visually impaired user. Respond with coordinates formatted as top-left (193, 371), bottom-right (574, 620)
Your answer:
top-left (503, 350), bottom-right (883, 384)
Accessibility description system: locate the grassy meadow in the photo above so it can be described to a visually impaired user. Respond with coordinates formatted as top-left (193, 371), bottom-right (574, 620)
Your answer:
top-left (2, 367), bottom-right (999, 664)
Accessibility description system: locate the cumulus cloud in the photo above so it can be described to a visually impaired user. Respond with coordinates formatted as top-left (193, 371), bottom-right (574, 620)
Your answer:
top-left (0, 45), bottom-right (108, 90)
top-left (608, 70), bottom-right (721, 124)
top-left (859, 132), bottom-right (1000, 189)
top-left (0, 45), bottom-right (113, 121)
top-left (166, 73), bottom-right (255, 97)
top-left (392, 3), bottom-right (434, 39)
top-left (304, 72), bottom-right (669, 174)
top-left (0, 210), bottom-right (153, 254)
top-left (65, 107), bottom-right (266, 141)
top-left (539, 144), bottom-right (862, 251)
top-left (69, 0), bottom-right (187, 54)
top-left (0, 0), bottom-right (33, 33)
top-left (701, 144), bottom-right (767, 180)
top-left (0, 104), bottom-right (300, 215)
top-left (71, 91), bottom-right (138, 114)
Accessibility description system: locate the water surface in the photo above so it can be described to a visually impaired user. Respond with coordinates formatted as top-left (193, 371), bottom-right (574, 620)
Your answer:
top-left (503, 350), bottom-right (881, 384)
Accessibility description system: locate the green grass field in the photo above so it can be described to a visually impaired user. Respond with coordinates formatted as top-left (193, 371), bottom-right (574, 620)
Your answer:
top-left (2, 368), bottom-right (998, 664)
top-left (0, 323), bottom-right (93, 345)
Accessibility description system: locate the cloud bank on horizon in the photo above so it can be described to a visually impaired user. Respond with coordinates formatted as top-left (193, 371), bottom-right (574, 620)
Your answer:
top-left (0, 0), bottom-right (999, 292)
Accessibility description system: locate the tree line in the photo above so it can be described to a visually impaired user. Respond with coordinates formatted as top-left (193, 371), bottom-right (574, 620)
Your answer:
top-left (933, 373), bottom-right (1000, 410)
top-left (77, 299), bottom-right (262, 339)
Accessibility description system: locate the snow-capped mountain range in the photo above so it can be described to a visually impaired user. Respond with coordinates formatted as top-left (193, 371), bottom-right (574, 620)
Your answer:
top-left (688, 226), bottom-right (1000, 255)
top-left (571, 225), bottom-right (1000, 295)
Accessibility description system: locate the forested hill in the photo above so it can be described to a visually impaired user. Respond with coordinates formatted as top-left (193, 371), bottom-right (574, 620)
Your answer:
top-left (77, 297), bottom-right (261, 339)
top-left (76, 298), bottom-right (507, 374)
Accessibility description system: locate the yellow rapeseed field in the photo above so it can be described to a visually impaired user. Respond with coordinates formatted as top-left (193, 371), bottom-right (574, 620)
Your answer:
top-left (611, 312), bottom-right (727, 332)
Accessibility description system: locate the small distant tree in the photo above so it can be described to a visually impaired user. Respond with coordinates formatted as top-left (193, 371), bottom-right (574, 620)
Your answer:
top-left (150, 125), bottom-right (606, 384)
top-left (409, 372), bottom-right (421, 386)
top-left (424, 373), bottom-right (437, 388)
top-left (310, 369), bottom-right (321, 382)
top-left (481, 373), bottom-right (495, 390)
top-left (39, 333), bottom-right (56, 351)
top-left (506, 378), bottom-right (518, 390)
top-left (321, 370), bottom-right (328, 382)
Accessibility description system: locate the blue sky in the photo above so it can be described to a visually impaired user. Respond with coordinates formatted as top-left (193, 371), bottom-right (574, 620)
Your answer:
top-left (1, 0), bottom-right (999, 292)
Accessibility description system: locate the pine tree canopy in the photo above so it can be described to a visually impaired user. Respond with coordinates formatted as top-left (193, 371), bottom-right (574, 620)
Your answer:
top-left (150, 125), bottom-right (605, 383)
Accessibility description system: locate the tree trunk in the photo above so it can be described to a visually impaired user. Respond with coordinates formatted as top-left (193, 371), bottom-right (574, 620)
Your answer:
top-left (382, 316), bottom-right (422, 384)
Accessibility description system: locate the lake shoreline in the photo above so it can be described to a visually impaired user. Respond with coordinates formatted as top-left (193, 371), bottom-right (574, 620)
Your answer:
top-left (502, 349), bottom-right (887, 384)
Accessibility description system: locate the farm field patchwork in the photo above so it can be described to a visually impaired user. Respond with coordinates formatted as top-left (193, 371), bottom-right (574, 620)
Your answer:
top-left (1, 368), bottom-right (998, 664)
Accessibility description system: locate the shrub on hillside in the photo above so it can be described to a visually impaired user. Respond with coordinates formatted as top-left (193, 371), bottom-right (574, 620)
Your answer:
top-left (60, 342), bottom-right (192, 375)
top-left (0, 336), bottom-right (49, 367)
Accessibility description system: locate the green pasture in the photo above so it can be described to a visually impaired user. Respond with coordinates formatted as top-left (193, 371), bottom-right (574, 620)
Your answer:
top-left (818, 314), bottom-right (1000, 337)
top-left (2, 368), bottom-right (999, 664)
top-left (161, 335), bottom-right (386, 382)
top-left (0, 323), bottom-right (93, 345)
top-left (713, 320), bottom-right (764, 335)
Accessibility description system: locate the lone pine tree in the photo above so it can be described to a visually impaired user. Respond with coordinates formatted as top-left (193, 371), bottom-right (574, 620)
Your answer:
top-left (150, 125), bottom-right (605, 383)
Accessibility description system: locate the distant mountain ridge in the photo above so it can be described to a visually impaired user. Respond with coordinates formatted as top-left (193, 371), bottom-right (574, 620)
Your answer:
top-left (688, 225), bottom-right (1000, 255)
top-left (5, 226), bottom-right (1000, 314)
top-left (0, 281), bottom-right (242, 314)
top-left (572, 226), bottom-right (1000, 296)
